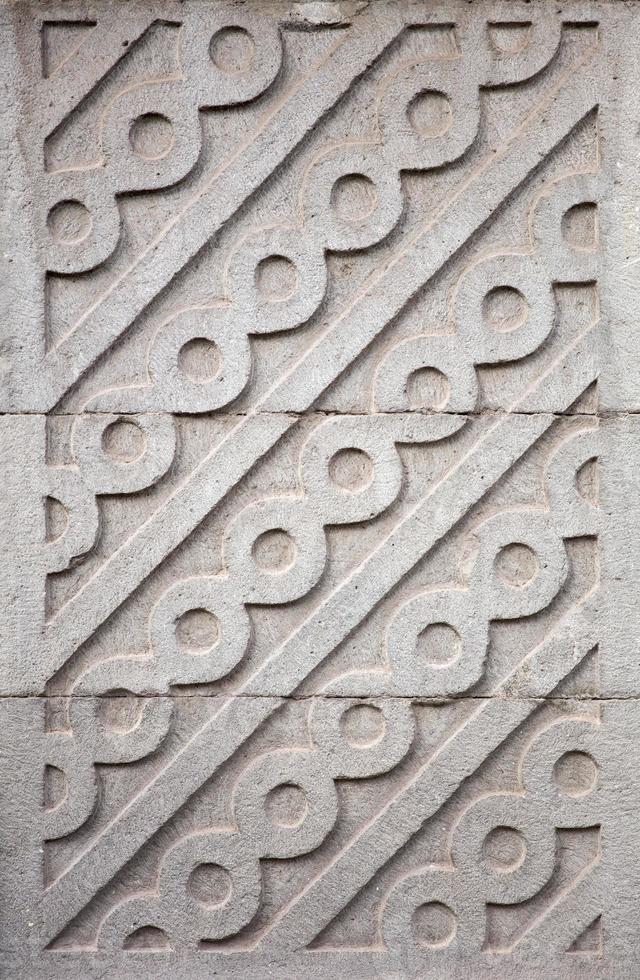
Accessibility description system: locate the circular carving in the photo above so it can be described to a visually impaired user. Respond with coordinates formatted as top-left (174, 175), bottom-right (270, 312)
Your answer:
top-left (407, 90), bottom-right (452, 138)
top-left (129, 113), bottom-right (174, 160)
top-left (255, 255), bottom-right (298, 303)
top-left (233, 750), bottom-right (338, 859)
top-left (406, 366), bottom-right (450, 411)
top-left (553, 751), bottom-right (598, 797)
top-left (340, 704), bottom-right (386, 748)
top-left (330, 173), bottom-right (378, 224)
top-left (97, 689), bottom-right (144, 733)
top-left (412, 901), bottom-right (457, 948)
top-left (494, 542), bottom-right (539, 588)
top-left (482, 825), bottom-right (527, 873)
top-left (210, 26), bottom-right (256, 74)
top-left (328, 448), bottom-right (374, 493)
top-left (264, 783), bottom-right (308, 828)
top-left (177, 337), bottom-right (221, 384)
top-left (416, 622), bottom-right (462, 667)
top-left (175, 608), bottom-right (220, 654)
top-left (47, 200), bottom-right (92, 244)
top-left (483, 286), bottom-right (528, 333)
top-left (101, 418), bottom-right (147, 463)
top-left (188, 863), bottom-right (233, 908)
top-left (251, 528), bottom-right (297, 573)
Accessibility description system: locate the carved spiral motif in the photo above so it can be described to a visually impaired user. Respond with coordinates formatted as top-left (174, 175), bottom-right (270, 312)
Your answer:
top-left (84, 13), bottom-right (566, 414)
top-left (43, 13), bottom-right (284, 275)
top-left (374, 175), bottom-right (601, 413)
top-left (96, 696), bottom-right (417, 949)
top-left (73, 416), bottom-right (457, 692)
top-left (321, 426), bottom-right (600, 697)
top-left (381, 717), bottom-right (601, 955)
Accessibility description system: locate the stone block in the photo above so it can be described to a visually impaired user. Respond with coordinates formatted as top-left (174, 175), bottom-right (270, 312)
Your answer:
top-left (2, 0), bottom-right (638, 415)
top-left (2, 695), bottom-right (640, 977)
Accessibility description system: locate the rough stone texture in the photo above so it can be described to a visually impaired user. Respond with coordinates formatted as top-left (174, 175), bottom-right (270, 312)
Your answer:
top-left (2, 0), bottom-right (640, 976)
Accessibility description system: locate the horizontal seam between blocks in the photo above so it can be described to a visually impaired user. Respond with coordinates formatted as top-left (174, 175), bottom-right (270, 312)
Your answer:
top-left (0, 693), bottom-right (635, 702)
top-left (0, 409), bottom-right (630, 418)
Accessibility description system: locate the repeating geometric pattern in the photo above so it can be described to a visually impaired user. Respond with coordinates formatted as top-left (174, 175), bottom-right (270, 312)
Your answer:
top-left (1, 2), bottom-right (638, 978)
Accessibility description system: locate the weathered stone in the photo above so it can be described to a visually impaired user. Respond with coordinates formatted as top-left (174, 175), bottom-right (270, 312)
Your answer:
top-left (3, 696), bottom-right (640, 977)
top-left (2, 0), bottom-right (640, 976)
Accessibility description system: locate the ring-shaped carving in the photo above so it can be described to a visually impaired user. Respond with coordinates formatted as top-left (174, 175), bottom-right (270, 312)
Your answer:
top-left (181, 13), bottom-right (282, 106)
top-left (311, 698), bottom-right (415, 779)
top-left (225, 227), bottom-right (327, 334)
top-left (72, 413), bottom-right (176, 495)
top-left (224, 499), bottom-right (327, 605)
top-left (45, 468), bottom-right (99, 572)
top-left (387, 590), bottom-right (488, 696)
top-left (373, 335), bottom-right (479, 413)
top-left (233, 750), bottom-right (339, 858)
top-left (303, 145), bottom-right (403, 252)
top-left (150, 577), bottom-right (251, 685)
top-left (300, 417), bottom-right (403, 525)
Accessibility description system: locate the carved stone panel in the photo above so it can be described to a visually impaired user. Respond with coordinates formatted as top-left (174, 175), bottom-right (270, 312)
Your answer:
top-left (2, 1), bottom-right (640, 977)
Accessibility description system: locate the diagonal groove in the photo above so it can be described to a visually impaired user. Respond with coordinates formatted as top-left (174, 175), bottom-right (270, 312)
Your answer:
top-left (260, 42), bottom-right (599, 413)
top-left (45, 48), bottom-right (598, 681)
top-left (40, 13), bottom-right (160, 133)
top-left (41, 323), bottom-right (597, 941)
top-left (251, 325), bottom-right (600, 949)
top-left (513, 863), bottom-right (602, 954)
top-left (44, 413), bottom-right (293, 677)
top-left (259, 598), bottom-right (599, 952)
top-left (43, 7), bottom-right (405, 406)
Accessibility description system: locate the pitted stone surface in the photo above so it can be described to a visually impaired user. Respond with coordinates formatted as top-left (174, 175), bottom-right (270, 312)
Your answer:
top-left (2, 0), bottom-right (640, 977)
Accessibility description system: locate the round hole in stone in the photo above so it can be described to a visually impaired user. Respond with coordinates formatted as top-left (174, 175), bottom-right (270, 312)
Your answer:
top-left (255, 255), bottom-right (298, 303)
top-left (188, 863), bottom-right (233, 908)
top-left (177, 337), bottom-right (221, 384)
top-left (330, 173), bottom-right (379, 224)
top-left (210, 26), bottom-right (255, 74)
top-left (101, 418), bottom-right (147, 463)
top-left (407, 90), bottom-right (452, 138)
top-left (45, 496), bottom-right (68, 544)
top-left (561, 202), bottom-right (598, 251)
top-left (129, 113), bottom-right (174, 160)
top-left (97, 689), bottom-right (144, 733)
top-left (252, 528), bottom-right (297, 574)
top-left (175, 608), bottom-right (220, 654)
top-left (406, 366), bottom-right (450, 411)
top-left (483, 286), bottom-right (528, 333)
top-left (328, 447), bottom-right (374, 493)
top-left (494, 542), bottom-right (539, 588)
top-left (265, 782), bottom-right (308, 828)
top-left (47, 199), bottom-right (92, 244)
top-left (340, 703), bottom-right (386, 748)
top-left (412, 901), bottom-right (457, 949)
top-left (416, 622), bottom-right (462, 667)
top-left (553, 751), bottom-right (598, 797)
top-left (482, 825), bottom-right (527, 873)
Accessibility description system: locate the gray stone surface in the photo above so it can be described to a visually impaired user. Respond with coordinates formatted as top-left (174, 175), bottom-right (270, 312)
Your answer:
top-left (2, 0), bottom-right (640, 976)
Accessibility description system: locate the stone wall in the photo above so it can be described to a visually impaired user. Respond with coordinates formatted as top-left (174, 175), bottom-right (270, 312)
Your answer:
top-left (1, 1), bottom-right (639, 976)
